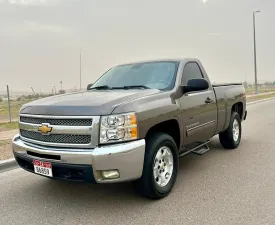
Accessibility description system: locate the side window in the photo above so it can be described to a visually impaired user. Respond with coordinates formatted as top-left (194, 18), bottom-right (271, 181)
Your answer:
top-left (181, 62), bottom-right (203, 85)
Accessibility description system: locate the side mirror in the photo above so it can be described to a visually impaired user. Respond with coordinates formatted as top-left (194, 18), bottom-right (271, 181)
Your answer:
top-left (182, 78), bottom-right (209, 93)
top-left (87, 83), bottom-right (93, 90)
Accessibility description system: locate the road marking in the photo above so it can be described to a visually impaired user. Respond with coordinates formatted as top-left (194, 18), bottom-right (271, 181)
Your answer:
top-left (247, 97), bottom-right (275, 106)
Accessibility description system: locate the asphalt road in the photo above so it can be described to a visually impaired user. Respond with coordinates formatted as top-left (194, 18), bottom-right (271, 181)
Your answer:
top-left (1, 99), bottom-right (275, 225)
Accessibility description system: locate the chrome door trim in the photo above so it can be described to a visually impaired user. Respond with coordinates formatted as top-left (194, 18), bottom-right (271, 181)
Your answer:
top-left (186, 120), bottom-right (216, 137)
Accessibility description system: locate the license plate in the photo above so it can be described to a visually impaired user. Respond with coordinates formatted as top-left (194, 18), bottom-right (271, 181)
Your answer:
top-left (33, 160), bottom-right (53, 177)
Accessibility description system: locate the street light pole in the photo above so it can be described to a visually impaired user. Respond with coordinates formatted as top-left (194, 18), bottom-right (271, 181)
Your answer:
top-left (253, 10), bottom-right (260, 95)
top-left (80, 49), bottom-right (82, 91)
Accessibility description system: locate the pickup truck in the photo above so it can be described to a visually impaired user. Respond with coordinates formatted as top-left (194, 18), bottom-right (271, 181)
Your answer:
top-left (13, 58), bottom-right (247, 199)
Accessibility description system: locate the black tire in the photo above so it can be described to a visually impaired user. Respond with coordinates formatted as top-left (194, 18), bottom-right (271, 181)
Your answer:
top-left (134, 132), bottom-right (179, 199)
top-left (219, 112), bottom-right (242, 149)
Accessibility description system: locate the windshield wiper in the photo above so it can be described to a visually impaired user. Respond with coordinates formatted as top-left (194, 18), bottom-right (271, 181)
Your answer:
top-left (122, 85), bottom-right (151, 89)
top-left (89, 85), bottom-right (113, 90)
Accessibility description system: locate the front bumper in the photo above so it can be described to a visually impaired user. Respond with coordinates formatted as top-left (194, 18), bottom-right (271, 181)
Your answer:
top-left (12, 134), bottom-right (145, 183)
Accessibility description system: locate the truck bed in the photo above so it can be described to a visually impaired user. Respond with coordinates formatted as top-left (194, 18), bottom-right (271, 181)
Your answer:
top-left (213, 83), bottom-right (246, 135)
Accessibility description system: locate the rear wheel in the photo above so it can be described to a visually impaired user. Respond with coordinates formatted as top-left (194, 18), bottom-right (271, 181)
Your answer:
top-left (219, 112), bottom-right (242, 149)
top-left (134, 132), bottom-right (179, 199)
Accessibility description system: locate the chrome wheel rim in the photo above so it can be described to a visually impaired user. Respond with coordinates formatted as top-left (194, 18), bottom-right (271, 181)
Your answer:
top-left (153, 146), bottom-right (174, 188)
top-left (233, 119), bottom-right (239, 142)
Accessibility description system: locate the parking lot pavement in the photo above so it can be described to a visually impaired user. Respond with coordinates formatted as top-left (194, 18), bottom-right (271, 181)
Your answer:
top-left (1, 99), bottom-right (275, 225)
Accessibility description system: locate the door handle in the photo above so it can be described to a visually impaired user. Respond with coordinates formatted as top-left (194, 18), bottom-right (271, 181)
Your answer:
top-left (205, 97), bottom-right (213, 104)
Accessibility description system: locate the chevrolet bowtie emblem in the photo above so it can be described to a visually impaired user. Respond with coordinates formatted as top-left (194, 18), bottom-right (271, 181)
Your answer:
top-left (38, 124), bottom-right (52, 135)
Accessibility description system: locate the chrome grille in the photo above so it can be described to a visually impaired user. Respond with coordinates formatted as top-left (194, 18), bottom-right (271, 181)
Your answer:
top-left (20, 130), bottom-right (91, 144)
top-left (20, 116), bottom-right (93, 126)
top-left (18, 114), bottom-right (100, 148)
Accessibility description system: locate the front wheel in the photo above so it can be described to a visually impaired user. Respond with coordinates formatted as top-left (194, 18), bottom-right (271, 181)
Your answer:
top-left (134, 132), bottom-right (179, 199)
top-left (219, 112), bottom-right (242, 149)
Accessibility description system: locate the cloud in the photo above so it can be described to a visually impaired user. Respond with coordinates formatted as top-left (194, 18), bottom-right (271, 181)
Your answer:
top-left (207, 32), bottom-right (221, 36)
top-left (0, 21), bottom-right (71, 37)
top-left (0, 0), bottom-right (61, 5)
top-left (23, 20), bottom-right (69, 33)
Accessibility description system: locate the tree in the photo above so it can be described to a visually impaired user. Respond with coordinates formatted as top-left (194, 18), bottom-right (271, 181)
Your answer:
top-left (0, 97), bottom-right (2, 102)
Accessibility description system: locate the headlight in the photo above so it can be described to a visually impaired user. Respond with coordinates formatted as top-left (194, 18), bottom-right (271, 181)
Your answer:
top-left (100, 112), bottom-right (138, 144)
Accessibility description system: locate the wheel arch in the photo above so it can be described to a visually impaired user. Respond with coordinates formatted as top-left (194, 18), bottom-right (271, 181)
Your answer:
top-left (223, 101), bottom-right (244, 131)
top-left (145, 119), bottom-right (181, 150)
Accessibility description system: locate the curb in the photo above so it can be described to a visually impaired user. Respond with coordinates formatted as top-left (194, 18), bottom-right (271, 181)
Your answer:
top-left (0, 158), bottom-right (17, 172)
top-left (247, 96), bottom-right (275, 105)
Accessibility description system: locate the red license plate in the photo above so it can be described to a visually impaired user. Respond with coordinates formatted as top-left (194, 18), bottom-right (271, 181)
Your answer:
top-left (33, 160), bottom-right (53, 177)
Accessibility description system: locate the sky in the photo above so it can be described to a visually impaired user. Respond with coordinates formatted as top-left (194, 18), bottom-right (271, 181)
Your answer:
top-left (0, 0), bottom-right (274, 93)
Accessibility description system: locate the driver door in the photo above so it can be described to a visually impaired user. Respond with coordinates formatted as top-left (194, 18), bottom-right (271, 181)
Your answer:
top-left (179, 62), bottom-right (217, 145)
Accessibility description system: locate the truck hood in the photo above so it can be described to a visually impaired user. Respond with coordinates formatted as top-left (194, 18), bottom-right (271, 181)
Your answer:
top-left (20, 89), bottom-right (161, 116)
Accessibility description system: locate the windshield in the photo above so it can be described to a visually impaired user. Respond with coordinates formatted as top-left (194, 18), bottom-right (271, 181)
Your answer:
top-left (91, 61), bottom-right (179, 90)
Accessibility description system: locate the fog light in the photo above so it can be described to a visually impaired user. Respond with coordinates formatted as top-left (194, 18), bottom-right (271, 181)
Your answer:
top-left (101, 170), bottom-right (120, 179)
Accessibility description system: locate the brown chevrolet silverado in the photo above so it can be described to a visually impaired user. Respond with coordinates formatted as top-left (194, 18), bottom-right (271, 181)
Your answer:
top-left (13, 58), bottom-right (247, 199)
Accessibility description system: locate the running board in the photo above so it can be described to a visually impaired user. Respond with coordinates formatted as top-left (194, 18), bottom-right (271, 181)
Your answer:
top-left (192, 144), bottom-right (210, 155)
top-left (179, 141), bottom-right (210, 157)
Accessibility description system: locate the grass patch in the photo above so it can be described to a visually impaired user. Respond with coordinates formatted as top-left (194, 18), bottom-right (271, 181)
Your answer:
top-left (0, 139), bottom-right (11, 147)
top-left (0, 99), bottom-right (34, 117)
top-left (0, 139), bottom-right (13, 160)
top-left (247, 93), bottom-right (275, 102)
top-left (245, 87), bottom-right (275, 95)
top-left (0, 121), bottom-right (18, 130)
